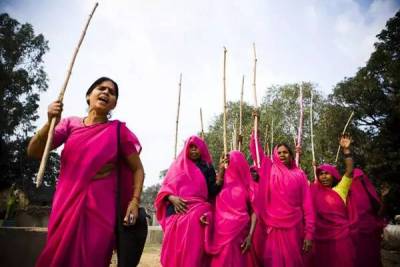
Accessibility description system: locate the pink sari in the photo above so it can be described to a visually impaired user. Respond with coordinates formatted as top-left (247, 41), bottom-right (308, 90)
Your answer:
top-left (35, 117), bottom-right (141, 267)
top-left (309, 164), bottom-right (357, 267)
top-left (208, 151), bottom-right (254, 267)
top-left (350, 168), bottom-right (384, 267)
top-left (250, 132), bottom-right (315, 267)
top-left (154, 136), bottom-right (213, 267)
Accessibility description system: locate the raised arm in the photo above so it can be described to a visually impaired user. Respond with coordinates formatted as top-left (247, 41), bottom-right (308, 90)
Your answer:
top-left (249, 110), bottom-right (266, 166)
top-left (27, 100), bottom-right (63, 159)
top-left (333, 134), bottom-right (354, 203)
top-left (340, 134), bottom-right (353, 178)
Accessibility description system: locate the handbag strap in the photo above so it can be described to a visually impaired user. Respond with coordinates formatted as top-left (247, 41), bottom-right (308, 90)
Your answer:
top-left (116, 121), bottom-right (122, 221)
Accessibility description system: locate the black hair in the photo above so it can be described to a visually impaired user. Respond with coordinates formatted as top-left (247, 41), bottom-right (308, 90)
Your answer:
top-left (85, 77), bottom-right (119, 105)
top-left (276, 143), bottom-right (294, 158)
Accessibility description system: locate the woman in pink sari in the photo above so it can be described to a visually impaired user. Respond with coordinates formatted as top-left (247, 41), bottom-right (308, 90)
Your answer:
top-left (351, 168), bottom-right (384, 267)
top-left (28, 77), bottom-right (144, 267)
top-left (249, 119), bottom-right (315, 267)
top-left (310, 134), bottom-right (357, 267)
top-left (208, 150), bottom-right (257, 267)
top-left (154, 136), bottom-right (224, 267)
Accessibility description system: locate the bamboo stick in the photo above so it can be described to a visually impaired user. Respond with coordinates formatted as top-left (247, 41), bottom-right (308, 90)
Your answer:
top-left (334, 111), bottom-right (354, 164)
top-left (174, 73), bottom-right (182, 159)
top-left (270, 118), bottom-right (274, 160)
top-left (295, 85), bottom-right (304, 167)
top-left (233, 119), bottom-right (237, 150)
top-left (36, 2), bottom-right (99, 187)
top-left (200, 108), bottom-right (204, 140)
top-left (231, 132), bottom-right (234, 151)
top-left (238, 75), bottom-right (244, 151)
top-left (310, 90), bottom-right (317, 179)
top-left (252, 43), bottom-right (260, 168)
top-left (264, 122), bottom-right (270, 156)
top-left (223, 47), bottom-right (228, 156)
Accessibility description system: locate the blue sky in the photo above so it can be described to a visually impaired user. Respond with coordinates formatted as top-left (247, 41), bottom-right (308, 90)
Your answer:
top-left (2, 0), bottom-right (399, 186)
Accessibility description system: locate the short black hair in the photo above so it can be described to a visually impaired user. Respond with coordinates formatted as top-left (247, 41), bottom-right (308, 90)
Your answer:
top-left (85, 77), bottom-right (119, 105)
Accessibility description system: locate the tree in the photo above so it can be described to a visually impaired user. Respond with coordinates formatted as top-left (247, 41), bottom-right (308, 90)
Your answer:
top-left (0, 13), bottom-right (59, 203)
top-left (204, 82), bottom-right (341, 178)
top-left (332, 10), bottom-right (400, 183)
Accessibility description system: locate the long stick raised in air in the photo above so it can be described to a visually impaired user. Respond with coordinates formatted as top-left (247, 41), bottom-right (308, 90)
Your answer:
top-left (223, 48), bottom-right (228, 156)
top-left (36, 2), bottom-right (99, 187)
top-left (334, 111), bottom-right (354, 164)
top-left (252, 43), bottom-right (260, 168)
top-left (295, 85), bottom-right (304, 167)
top-left (174, 73), bottom-right (182, 159)
top-left (310, 90), bottom-right (317, 179)
top-left (200, 108), bottom-right (204, 140)
top-left (238, 75), bottom-right (244, 151)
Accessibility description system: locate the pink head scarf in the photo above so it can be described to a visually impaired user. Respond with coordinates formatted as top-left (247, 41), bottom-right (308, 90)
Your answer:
top-left (207, 150), bottom-right (252, 254)
top-left (312, 164), bottom-right (357, 240)
top-left (154, 135), bottom-right (212, 229)
top-left (256, 145), bottom-right (311, 228)
top-left (155, 136), bottom-right (215, 266)
top-left (316, 164), bottom-right (341, 182)
top-left (350, 168), bottom-right (384, 233)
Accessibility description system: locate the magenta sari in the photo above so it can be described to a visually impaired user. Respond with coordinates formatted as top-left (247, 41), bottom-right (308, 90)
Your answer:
top-left (35, 117), bottom-right (141, 267)
top-left (208, 151), bottom-right (255, 267)
top-left (154, 136), bottom-right (213, 267)
top-left (309, 164), bottom-right (357, 267)
top-left (250, 132), bottom-right (315, 267)
top-left (350, 168), bottom-right (384, 267)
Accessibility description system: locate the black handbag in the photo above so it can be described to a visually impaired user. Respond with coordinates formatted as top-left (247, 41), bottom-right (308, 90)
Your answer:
top-left (116, 122), bottom-right (148, 267)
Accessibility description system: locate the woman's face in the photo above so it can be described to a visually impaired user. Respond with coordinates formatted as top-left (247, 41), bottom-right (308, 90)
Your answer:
top-left (277, 145), bottom-right (291, 166)
top-left (188, 144), bottom-right (201, 161)
top-left (318, 170), bottom-right (334, 187)
top-left (87, 80), bottom-right (117, 114)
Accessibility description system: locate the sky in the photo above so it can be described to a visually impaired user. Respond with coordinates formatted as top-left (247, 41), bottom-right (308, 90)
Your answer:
top-left (2, 0), bottom-right (399, 187)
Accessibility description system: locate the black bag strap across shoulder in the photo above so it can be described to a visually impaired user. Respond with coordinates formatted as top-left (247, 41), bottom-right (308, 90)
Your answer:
top-left (115, 121), bottom-right (148, 267)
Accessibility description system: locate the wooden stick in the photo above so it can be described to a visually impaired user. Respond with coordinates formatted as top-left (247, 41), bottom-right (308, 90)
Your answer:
top-left (36, 2), bottom-right (99, 188)
top-left (231, 132), bottom-right (234, 151)
top-left (270, 117), bottom-right (274, 160)
top-left (174, 73), bottom-right (182, 159)
top-left (238, 75), bottom-right (244, 151)
top-left (223, 47), bottom-right (228, 156)
top-left (334, 111), bottom-right (354, 163)
top-left (233, 119), bottom-right (237, 150)
top-left (264, 122), bottom-right (270, 156)
top-left (295, 85), bottom-right (304, 167)
top-left (310, 90), bottom-right (317, 179)
top-left (252, 43), bottom-right (260, 168)
top-left (200, 107), bottom-right (205, 140)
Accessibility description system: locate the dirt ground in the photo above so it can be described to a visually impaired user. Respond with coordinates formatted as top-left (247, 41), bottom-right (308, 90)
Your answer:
top-left (110, 244), bottom-right (161, 267)
top-left (138, 245), bottom-right (161, 267)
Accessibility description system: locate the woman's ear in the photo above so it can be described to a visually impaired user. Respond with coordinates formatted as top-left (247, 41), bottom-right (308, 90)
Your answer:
top-left (111, 100), bottom-right (117, 110)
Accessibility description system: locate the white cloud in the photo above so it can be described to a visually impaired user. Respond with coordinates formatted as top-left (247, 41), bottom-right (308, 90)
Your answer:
top-left (4, 0), bottom-right (399, 187)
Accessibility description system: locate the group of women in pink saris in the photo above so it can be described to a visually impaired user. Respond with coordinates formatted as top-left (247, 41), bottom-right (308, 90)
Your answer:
top-left (28, 76), bottom-right (384, 267)
top-left (155, 111), bottom-right (385, 267)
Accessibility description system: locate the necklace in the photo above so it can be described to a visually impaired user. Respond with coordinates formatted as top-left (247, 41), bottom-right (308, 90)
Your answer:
top-left (82, 116), bottom-right (108, 126)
